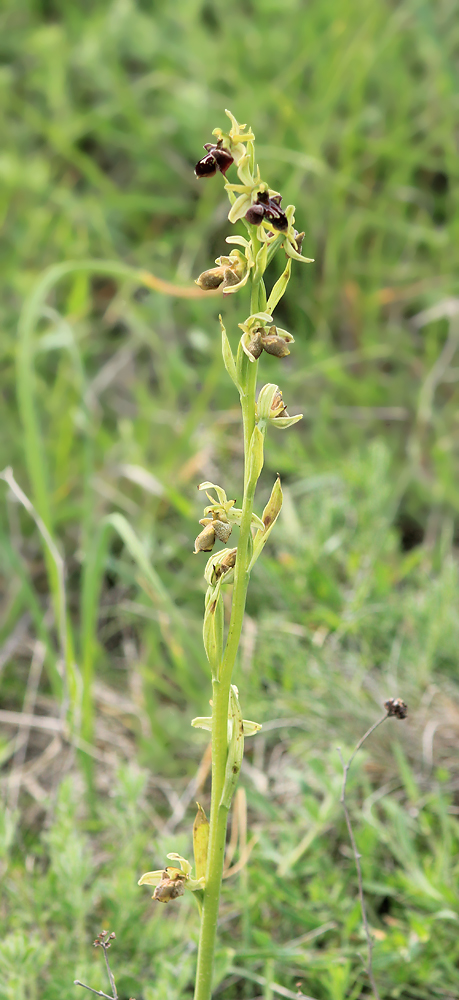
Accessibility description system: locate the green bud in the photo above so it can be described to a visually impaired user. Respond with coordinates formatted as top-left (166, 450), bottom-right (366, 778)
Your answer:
top-left (249, 476), bottom-right (283, 571)
top-left (266, 259), bottom-right (292, 314)
top-left (261, 475), bottom-right (283, 530)
top-left (212, 547), bottom-right (237, 582)
top-left (220, 316), bottom-right (239, 389)
top-left (204, 547), bottom-right (237, 586)
top-left (203, 584), bottom-right (224, 676)
top-left (247, 425), bottom-right (265, 485)
top-left (220, 685), bottom-right (244, 810)
top-left (193, 804), bottom-right (209, 882)
top-left (252, 240), bottom-right (268, 284)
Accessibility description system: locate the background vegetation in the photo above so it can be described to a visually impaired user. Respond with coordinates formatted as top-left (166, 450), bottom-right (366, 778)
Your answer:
top-left (1, 0), bottom-right (459, 997)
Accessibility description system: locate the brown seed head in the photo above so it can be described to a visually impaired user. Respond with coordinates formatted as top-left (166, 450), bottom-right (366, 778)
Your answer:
top-left (384, 697), bottom-right (408, 720)
top-left (261, 335), bottom-right (291, 358)
top-left (194, 523), bottom-right (216, 554)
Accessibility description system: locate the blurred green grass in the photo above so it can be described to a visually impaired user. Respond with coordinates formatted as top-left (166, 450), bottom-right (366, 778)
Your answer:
top-left (1, 0), bottom-right (459, 997)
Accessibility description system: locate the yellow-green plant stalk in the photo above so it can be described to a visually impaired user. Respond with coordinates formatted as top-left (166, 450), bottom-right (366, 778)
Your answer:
top-left (138, 111), bottom-right (313, 1000)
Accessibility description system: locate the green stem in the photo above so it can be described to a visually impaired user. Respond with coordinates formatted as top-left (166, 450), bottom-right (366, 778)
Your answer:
top-left (194, 343), bottom-right (260, 1000)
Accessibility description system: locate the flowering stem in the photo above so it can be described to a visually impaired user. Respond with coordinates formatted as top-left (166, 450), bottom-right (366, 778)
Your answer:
top-left (194, 343), bottom-right (260, 1000)
top-left (182, 110), bottom-right (310, 1000)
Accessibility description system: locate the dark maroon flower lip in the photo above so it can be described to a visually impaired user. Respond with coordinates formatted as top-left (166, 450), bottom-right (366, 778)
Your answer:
top-left (195, 142), bottom-right (234, 179)
top-left (244, 191), bottom-right (288, 231)
top-left (195, 153), bottom-right (218, 178)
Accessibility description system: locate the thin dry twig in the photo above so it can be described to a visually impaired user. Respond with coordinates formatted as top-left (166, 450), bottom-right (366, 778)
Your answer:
top-left (337, 697), bottom-right (408, 1000)
top-left (74, 984), bottom-right (114, 1000)
top-left (75, 931), bottom-right (119, 1000)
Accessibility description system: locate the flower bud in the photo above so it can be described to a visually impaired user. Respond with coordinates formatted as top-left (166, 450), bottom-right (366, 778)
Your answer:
top-left (213, 547), bottom-right (237, 581)
top-left (193, 804), bottom-right (209, 882)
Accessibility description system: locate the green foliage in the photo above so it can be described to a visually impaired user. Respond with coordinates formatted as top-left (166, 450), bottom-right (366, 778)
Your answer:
top-left (1, 0), bottom-right (459, 998)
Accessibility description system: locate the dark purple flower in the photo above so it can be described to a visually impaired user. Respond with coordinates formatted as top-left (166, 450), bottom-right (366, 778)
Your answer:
top-left (195, 142), bottom-right (234, 179)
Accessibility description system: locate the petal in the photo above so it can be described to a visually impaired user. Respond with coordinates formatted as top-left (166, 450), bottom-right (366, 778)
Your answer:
top-left (138, 870), bottom-right (164, 886)
top-left (270, 413), bottom-right (303, 428)
top-left (198, 482), bottom-right (228, 505)
top-left (241, 331), bottom-right (258, 362)
top-left (187, 876), bottom-right (206, 891)
top-left (228, 194), bottom-right (252, 224)
top-left (236, 154), bottom-right (255, 188)
top-left (226, 235), bottom-right (251, 249)
top-left (166, 853), bottom-right (192, 875)
top-left (274, 328), bottom-right (294, 342)
top-left (285, 241), bottom-right (314, 263)
top-left (243, 719), bottom-right (262, 736)
top-left (191, 717), bottom-right (212, 731)
top-left (224, 182), bottom-right (252, 193)
top-left (222, 270), bottom-right (250, 295)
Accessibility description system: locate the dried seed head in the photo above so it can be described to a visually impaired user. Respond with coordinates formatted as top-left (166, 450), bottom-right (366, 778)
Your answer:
top-left (261, 334), bottom-right (291, 358)
top-left (195, 265), bottom-right (227, 290)
top-left (212, 518), bottom-right (232, 543)
top-left (384, 697), bottom-right (408, 719)
top-left (153, 871), bottom-right (186, 903)
top-left (194, 523), bottom-right (216, 554)
top-left (247, 329), bottom-right (263, 358)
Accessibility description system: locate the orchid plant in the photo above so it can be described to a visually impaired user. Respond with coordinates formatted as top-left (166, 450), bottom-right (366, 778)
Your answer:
top-left (138, 110), bottom-right (314, 1000)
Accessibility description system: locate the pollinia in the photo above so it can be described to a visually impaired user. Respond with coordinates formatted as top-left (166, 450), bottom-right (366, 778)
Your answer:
top-left (138, 110), bottom-right (313, 1000)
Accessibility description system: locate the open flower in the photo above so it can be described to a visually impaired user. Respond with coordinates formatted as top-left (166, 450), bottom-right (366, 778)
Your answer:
top-left (195, 141), bottom-right (234, 179)
top-left (256, 383), bottom-right (303, 429)
top-left (194, 481), bottom-right (264, 555)
top-left (138, 853), bottom-right (204, 903)
top-left (245, 190), bottom-right (288, 232)
top-left (225, 171), bottom-right (285, 227)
